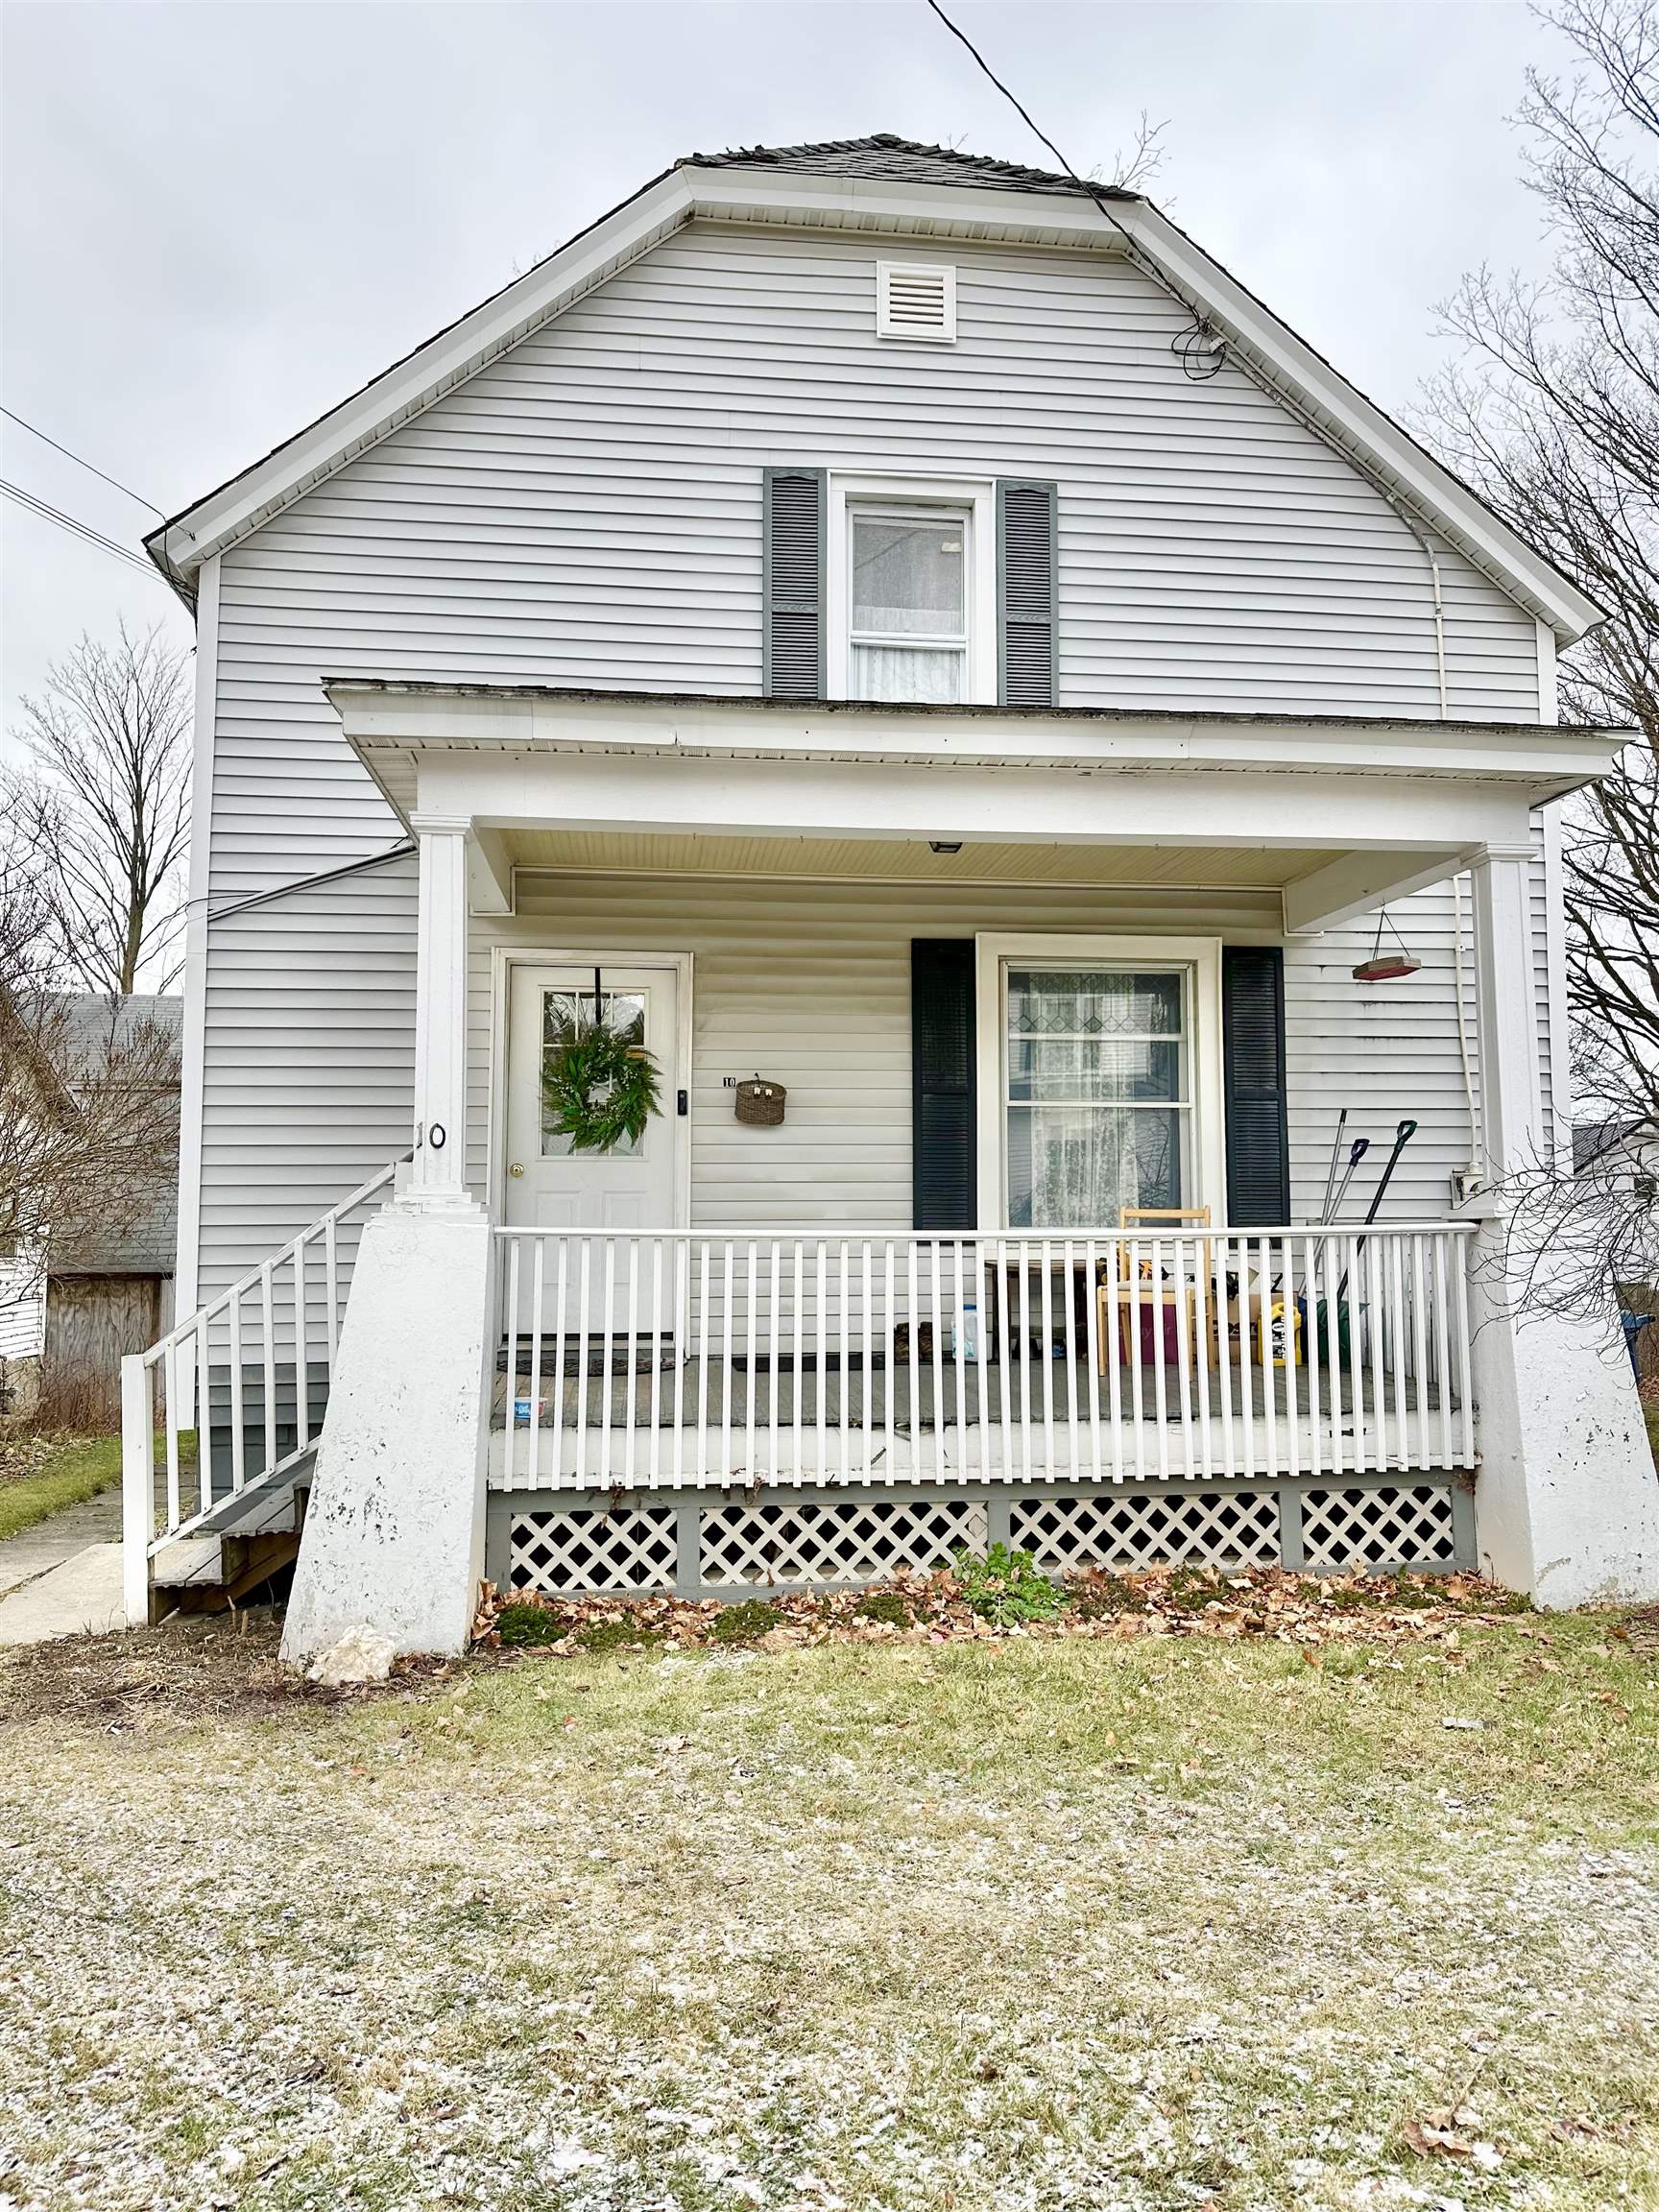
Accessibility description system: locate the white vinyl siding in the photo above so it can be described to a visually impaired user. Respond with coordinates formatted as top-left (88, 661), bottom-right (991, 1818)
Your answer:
top-left (465, 874), bottom-right (1491, 1232)
top-left (193, 223), bottom-right (1555, 1290)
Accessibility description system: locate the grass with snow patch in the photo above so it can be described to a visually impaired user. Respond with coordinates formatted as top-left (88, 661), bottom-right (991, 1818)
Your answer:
top-left (0, 1610), bottom-right (1656, 2208)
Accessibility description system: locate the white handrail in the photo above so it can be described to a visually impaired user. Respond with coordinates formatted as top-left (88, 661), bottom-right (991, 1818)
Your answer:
top-left (123, 1156), bottom-right (404, 1624)
top-left (142, 1156), bottom-right (403, 1372)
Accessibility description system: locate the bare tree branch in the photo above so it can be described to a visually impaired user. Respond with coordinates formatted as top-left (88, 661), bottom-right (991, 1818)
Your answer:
top-left (1423, 0), bottom-right (1659, 1326)
top-left (9, 622), bottom-right (191, 996)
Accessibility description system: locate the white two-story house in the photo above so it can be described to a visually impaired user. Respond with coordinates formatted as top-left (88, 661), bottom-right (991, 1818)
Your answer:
top-left (127, 136), bottom-right (1659, 1651)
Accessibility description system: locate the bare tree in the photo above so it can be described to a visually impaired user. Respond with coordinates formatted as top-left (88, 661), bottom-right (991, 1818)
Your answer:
top-left (0, 796), bottom-right (180, 1340)
top-left (1426, 0), bottom-right (1659, 1321)
top-left (11, 623), bottom-right (191, 995)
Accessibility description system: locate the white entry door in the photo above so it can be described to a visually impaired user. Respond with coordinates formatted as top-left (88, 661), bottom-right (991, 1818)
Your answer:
top-left (504, 963), bottom-right (682, 1328)
top-left (506, 959), bottom-right (689, 1335)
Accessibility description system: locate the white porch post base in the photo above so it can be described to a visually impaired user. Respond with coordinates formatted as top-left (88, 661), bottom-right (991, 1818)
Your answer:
top-left (280, 1197), bottom-right (493, 1663)
top-left (1469, 1221), bottom-right (1659, 1607)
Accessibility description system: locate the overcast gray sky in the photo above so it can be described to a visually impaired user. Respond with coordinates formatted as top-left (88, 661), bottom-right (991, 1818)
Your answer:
top-left (2, 0), bottom-right (1561, 741)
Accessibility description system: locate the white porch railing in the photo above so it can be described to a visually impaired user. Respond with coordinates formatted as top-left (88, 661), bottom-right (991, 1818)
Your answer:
top-left (493, 1223), bottom-right (1478, 1491)
top-left (122, 1158), bottom-right (400, 1622)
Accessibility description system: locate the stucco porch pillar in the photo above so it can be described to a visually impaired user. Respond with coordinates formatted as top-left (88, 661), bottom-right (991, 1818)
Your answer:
top-left (280, 814), bottom-right (493, 1662)
top-left (1464, 846), bottom-right (1659, 1605)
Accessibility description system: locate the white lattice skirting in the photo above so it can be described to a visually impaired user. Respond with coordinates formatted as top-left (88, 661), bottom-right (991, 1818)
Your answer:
top-left (500, 1479), bottom-right (1470, 1597)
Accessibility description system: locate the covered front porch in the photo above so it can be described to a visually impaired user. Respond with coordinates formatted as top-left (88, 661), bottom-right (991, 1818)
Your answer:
top-left (354, 685), bottom-right (1567, 1597)
top-left (131, 687), bottom-right (1656, 1627)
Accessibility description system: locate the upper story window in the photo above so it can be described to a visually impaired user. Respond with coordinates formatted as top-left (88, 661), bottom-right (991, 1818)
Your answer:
top-left (849, 505), bottom-right (970, 704)
top-left (825, 473), bottom-right (998, 705)
top-left (764, 468), bottom-right (1053, 709)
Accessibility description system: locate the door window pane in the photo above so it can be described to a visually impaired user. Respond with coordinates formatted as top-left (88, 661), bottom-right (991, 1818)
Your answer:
top-left (1004, 966), bottom-right (1191, 1227)
top-left (541, 989), bottom-right (646, 1158)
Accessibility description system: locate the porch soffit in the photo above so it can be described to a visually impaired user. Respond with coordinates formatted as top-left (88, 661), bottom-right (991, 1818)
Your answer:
top-left (499, 829), bottom-right (1345, 893)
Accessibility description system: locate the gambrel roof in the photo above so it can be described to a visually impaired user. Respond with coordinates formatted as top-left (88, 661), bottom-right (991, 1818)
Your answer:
top-left (146, 133), bottom-right (1602, 644)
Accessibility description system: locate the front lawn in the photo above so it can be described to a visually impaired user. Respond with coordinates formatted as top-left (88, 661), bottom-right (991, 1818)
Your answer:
top-left (0, 1432), bottom-right (122, 1543)
top-left (0, 1598), bottom-right (1655, 2209)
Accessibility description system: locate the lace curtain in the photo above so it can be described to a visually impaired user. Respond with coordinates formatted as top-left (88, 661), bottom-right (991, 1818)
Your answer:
top-left (1004, 968), bottom-right (1188, 1228)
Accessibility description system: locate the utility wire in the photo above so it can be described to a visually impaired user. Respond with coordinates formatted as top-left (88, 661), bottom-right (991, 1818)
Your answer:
top-left (0, 477), bottom-right (166, 581)
top-left (0, 404), bottom-right (165, 517)
top-left (924, 0), bottom-right (1136, 238)
top-left (922, 0), bottom-right (1227, 376)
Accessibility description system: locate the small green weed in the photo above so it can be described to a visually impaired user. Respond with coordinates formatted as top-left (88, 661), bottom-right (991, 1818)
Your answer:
top-left (854, 1590), bottom-right (912, 1628)
top-left (495, 1600), bottom-right (569, 1648)
top-left (576, 1618), bottom-right (666, 1655)
top-left (951, 1544), bottom-right (1063, 1627)
top-left (709, 1599), bottom-right (783, 1644)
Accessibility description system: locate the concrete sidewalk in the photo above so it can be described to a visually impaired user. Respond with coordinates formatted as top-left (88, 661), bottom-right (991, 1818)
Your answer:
top-left (0, 1484), bottom-right (126, 1646)
top-left (0, 1545), bottom-right (125, 1646)
top-left (0, 1485), bottom-right (122, 1598)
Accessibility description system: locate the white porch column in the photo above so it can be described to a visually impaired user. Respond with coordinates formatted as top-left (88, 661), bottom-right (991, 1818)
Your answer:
top-left (279, 811), bottom-right (493, 1662)
top-left (1464, 845), bottom-right (1659, 1605)
top-left (407, 811), bottom-right (475, 1208)
top-left (1469, 845), bottom-right (1543, 1183)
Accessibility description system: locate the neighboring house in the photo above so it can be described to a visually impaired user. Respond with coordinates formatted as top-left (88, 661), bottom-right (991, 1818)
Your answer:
top-left (1575, 1118), bottom-right (1659, 1210)
top-left (0, 996), bottom-right (180, 1424)
top-left (129, 135), bottom-right (1659, 1642)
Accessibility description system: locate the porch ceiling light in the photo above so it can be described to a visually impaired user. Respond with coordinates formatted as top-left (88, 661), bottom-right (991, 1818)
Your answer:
top-left (928, 841), bottom-right (963, 854)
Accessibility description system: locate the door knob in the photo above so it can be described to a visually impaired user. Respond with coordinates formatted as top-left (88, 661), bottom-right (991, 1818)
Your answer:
top-left (508, 1162), bottom-right (525, 1178)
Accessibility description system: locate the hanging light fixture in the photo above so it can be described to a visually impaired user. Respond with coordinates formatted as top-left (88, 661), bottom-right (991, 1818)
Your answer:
top-left (1352, 907), bottom-right (1422, 983)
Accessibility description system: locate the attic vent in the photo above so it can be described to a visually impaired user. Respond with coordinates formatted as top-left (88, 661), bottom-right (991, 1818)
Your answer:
top-left (877, 261), bottom-right (956, 344)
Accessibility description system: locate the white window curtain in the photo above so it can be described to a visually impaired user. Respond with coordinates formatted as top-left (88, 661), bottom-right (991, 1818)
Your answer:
top-left (1004, 967), bottom-right (1190, 1228)
top-left (849, 506), bottom-right (968, 704)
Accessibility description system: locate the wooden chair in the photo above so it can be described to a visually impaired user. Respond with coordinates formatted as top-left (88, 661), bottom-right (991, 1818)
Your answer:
top-left (1096, 1206), bottom-right (1214, 1373)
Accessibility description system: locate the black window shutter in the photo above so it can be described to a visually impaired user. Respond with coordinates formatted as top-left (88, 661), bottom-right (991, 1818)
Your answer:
top-left (997, 478), bottom-right (1058, 708)
top-left (762, 467), bottom-right (826, 700)
top-left (1222, 946), bottom-right (1290, 1227)
top-left (911, 940), bottom-right (977, 1229)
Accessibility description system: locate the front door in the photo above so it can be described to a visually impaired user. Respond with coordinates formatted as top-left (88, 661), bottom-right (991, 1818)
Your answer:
top-left (503, 963), bottom-right (682, 1326)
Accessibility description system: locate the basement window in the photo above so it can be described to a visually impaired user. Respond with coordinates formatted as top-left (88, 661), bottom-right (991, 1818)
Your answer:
top-left (877, 260), bottom-right (956, 343)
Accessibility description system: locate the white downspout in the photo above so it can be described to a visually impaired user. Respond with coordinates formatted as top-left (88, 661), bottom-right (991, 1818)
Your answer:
top-left (1388, 498), bottom-right (1481, 1184)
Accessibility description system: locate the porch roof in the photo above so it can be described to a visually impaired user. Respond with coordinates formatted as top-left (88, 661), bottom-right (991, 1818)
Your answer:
top-left (326, 682), bottom-right (1624, 934)
top-left (328, 682), bottom-right (1625, 796)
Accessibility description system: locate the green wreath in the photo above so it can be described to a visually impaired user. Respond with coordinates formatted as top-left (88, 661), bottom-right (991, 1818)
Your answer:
top-left (541, 1028), bottom-right (662, 1153)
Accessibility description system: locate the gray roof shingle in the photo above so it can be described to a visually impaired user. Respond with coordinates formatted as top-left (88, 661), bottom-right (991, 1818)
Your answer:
top-left (679, 133), bottom-right (1134, 202)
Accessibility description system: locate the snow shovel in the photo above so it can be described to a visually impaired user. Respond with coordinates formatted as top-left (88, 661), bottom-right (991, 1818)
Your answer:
top-left (1328, 1136), bottom-right (1369, 1223)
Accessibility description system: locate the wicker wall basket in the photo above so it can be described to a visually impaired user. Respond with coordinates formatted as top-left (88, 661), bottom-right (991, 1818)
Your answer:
top-left (734, 1077), bottom-right (786, 1127)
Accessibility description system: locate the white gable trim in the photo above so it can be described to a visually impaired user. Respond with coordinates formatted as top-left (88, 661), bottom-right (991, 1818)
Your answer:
top-left (148, 164), bottom-right (1601, 645)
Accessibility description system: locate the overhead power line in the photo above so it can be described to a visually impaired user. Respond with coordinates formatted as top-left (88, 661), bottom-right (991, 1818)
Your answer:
top-left (0, 404), bottom-right (165, 517)
top-left (921, 0), bottom-right (1227, 378)
top-left (0, 478), bottom-right (165, 581)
